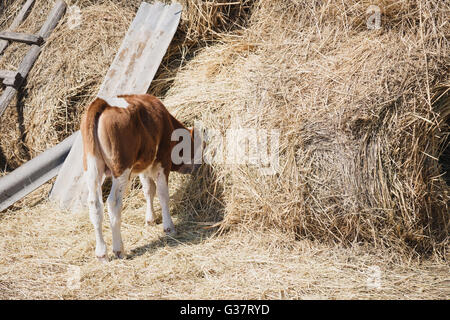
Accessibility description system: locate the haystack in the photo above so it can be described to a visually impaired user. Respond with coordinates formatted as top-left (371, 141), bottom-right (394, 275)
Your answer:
top-left (0, 0), bottom-right (448, 255)
top-left (163, 0), bottom-right (449, 254)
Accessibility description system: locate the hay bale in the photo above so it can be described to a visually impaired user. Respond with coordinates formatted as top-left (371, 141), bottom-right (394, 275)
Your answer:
top-left (164, 0), bottom-right (449, 254)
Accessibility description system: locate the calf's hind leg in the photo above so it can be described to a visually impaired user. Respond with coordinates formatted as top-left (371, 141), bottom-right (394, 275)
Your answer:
top-left (139, 173), bottom-right (157, 225)
top-left (107, 168), bottom-right (130, 259)
top-left (86, 155), bottom-right (107, 262)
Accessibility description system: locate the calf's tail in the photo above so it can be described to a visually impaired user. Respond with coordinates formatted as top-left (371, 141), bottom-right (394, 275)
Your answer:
top-left (81, 98), bottom-right (109, 171)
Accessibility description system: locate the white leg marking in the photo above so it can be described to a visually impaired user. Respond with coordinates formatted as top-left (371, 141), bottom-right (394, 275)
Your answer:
top-left (140, 173), bottom-right (156, 225)
top-left (86, 155), bottom-right (108, 262)
top-left (106, 168), bottom-right (130, 259)
top-left (155, 167), bottom-right (176, 235)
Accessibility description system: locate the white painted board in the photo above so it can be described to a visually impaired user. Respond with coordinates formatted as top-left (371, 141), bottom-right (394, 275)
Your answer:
top-left (49, 1), bottom-right (182, 211)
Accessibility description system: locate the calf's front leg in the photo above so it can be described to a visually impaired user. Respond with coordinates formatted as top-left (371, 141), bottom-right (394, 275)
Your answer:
top-left (86, 155), bottom-right (107, 262)
top-left (155, 167), bottom-right (176, 235)
top-left (139, 173), bottom-right (157, 225)
top-left (107, 169), bottom-right (130, 259)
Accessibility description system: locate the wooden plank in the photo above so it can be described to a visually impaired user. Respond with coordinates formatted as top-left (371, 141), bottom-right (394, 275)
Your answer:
top-left (0, 133), bottom-right (78, 212)
top-left (0, 0), bottom-right (36, 55)
top-left (16, 44), bottom-right (41, 78)
top-left (0, 1), bottom-right (68, 211)
top-left (0, 31), bottom-right (43, 45)
top-left (0, 70), bottom-right (20, 80)
top-left (38, 0), bottom-right (67, 39)
top-left (98, 2), bottom-right (182, 99)
top-left (0, 86), bottom-right (17, 118)
top-left (9, 0), bottom-right (36, 30)
top-left (14, 1), bottom-right (67, 78)
top-left (50, 2), bottom-right (183, 212)
top-left (0, 70), bottom-right (22, 87)
top-left (3, 76), bottom-right (22, 87)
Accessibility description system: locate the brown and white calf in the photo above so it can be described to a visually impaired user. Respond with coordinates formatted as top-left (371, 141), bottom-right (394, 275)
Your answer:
top-left (81, 94), bottom-right (199, 262)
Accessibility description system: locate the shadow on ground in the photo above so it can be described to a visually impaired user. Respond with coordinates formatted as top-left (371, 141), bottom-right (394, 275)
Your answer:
top-left (126, 164), bottom-right (224, 260)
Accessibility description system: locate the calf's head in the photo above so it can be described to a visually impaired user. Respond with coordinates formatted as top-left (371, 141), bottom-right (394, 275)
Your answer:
top-left (171, 126), bottom-right (203, 174)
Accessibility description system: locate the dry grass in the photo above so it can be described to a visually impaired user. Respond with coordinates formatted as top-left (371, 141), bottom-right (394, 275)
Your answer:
top-left (0, 199), bottom-right (448, 299)
top-left (0, 0), bottom-right (449, 300)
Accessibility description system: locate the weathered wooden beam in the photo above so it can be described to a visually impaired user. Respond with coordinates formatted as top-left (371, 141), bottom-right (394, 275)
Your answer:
top-left (0, 133), bottom-right (78, 212)
top-left (12, 1), bottom-right (67, 80)
top-left (3, 77), bottom-right (22, 87)
top-left (16, 44), bottom-right (41, 78)
top-left (38, 0), bottom-right (67, 39)
top-left (9, 0), bottom-right (36, 30)
top-left (0, 0), bottom-right (36, 55)
top-left (0, 86), bottom-right (17, 118)
top-left (0, 0), bottom-right (62, 53)
top-left (0, 70), bottom-right (22, 87)
top-left (0, 70), bottom-right (20, 80)
top-left (0, 31), bottom-right (43, 45)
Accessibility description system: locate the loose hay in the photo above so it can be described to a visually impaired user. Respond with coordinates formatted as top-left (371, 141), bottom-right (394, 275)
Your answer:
top-left (0, 201), bottom-right (448, 299)
top-left (0, 0), bottom-right (448, 264)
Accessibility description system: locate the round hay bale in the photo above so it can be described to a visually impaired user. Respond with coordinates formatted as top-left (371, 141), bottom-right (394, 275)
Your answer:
top-left (164, 0), bottom-right (449, 254)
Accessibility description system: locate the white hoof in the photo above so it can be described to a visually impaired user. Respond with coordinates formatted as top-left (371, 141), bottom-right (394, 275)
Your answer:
top-left (97, 255), bottom-right (109, 263)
